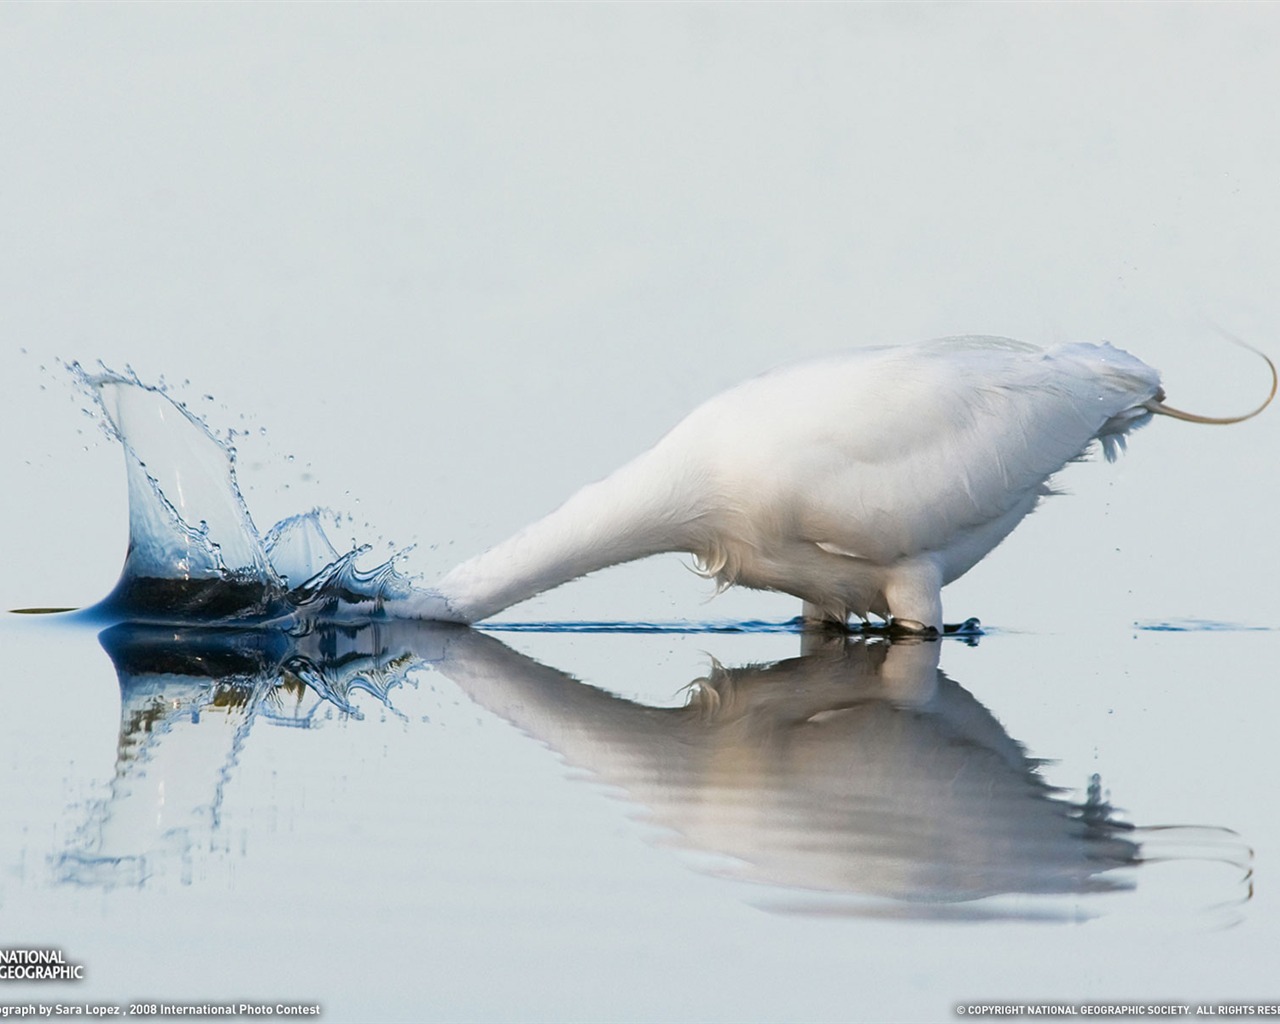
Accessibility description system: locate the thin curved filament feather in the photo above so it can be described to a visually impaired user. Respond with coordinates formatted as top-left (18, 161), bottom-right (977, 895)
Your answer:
top-left (1146, 341), bottom-right (1277, 425)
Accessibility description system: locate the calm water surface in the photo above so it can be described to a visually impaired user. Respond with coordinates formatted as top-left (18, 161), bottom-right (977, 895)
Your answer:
top-left (1, 612), bottom-right (1274, 1022)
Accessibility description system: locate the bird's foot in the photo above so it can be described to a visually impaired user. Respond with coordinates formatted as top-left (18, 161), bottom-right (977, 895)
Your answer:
top-left (888, 618), bottom-right (939, 638)
top-left (802, 615), bottom-right (982, 643)
top-left (840, 617), bottom-right (933, 639)
top-left (844, 615), bottom-right (982, 642)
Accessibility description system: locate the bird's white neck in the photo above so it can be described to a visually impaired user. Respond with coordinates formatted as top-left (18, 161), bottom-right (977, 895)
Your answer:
top-left (434, 449), bottom-right (702, 622)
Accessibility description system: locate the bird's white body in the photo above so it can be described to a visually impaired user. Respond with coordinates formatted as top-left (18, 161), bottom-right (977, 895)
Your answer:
top-left (399, 336), bottom-right (1166, 629)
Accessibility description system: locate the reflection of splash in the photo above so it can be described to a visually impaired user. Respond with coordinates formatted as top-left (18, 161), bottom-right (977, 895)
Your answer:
top-left (54, 621), bottom-right (423, 888)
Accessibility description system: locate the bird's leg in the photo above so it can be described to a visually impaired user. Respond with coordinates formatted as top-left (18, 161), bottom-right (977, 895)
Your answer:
top-left (883, 556), bottom-right (944, 635)
top-left (801, 601), bottom-right (847, 627)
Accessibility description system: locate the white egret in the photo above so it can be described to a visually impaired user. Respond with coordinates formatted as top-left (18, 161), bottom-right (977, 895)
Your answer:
top-left (396, 336), bottom-right (1275, 632)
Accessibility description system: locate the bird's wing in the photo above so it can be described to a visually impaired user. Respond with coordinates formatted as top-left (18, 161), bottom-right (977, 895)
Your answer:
top-left (682, 338), bottom-right (1161, 564)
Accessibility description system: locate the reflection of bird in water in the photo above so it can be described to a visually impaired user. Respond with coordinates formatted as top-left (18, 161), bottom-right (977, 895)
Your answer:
top-left (399, 337), bottom-right (1274, 631)
top-left (428, 628), bottom-right (1149, 918)
top-left (63, 620), bottom-right (1249, 920)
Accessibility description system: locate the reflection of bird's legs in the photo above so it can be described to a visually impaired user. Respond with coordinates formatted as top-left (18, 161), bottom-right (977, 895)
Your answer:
top-left (800, 601), bottom-right (852, 656)
top-left (873, 635), bottom-right (942, 705)
top-left (796, 632), bottom-right (946, 706)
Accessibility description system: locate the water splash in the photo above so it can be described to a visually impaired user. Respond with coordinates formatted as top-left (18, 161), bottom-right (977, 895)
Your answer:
top-left (261, 511), bottom-right (342, 589)
top-left (70, 364), bottom-right (419, 624)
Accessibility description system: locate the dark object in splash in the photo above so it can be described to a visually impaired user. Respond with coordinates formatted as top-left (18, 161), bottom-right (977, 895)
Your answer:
top-left (98, 573), bottom-right (287, 623)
